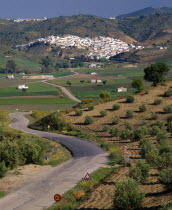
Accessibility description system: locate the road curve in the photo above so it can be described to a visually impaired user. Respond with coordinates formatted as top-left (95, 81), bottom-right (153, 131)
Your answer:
top-left (0, 112), bottom-right (108, 210)
top-left (43, 81), bottom-right (81, 103)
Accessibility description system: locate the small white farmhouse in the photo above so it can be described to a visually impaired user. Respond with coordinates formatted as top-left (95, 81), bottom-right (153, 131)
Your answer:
top-left (7, 75), bottom-right (14, 79)
top-left (97, 80), bottom-right (102, 83)
top-left (117, 87), bottom-right (128, 92)
top-left (91, 80), bottom-right (96, 83)
top-left (89, 64), bottom-right (97, 68)
top-left (91, 72), bottom-right (97, 75)
top-left (18, 85), bottom-right (28, 89)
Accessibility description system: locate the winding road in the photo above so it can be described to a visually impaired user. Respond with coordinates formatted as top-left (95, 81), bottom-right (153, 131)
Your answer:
top-left (0, 112), bottom-right (108, 210)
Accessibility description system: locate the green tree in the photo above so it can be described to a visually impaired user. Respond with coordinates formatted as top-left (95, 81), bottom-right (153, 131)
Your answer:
top-left (114, 179), bottom-right (145, 209)
top-left (144, 63), bottom-right (170, 87)
top-left (132, 78), bottom-right (143, 93)
top-left (0, 161), bottom-right (7, 178)
top-left (66, 81), bottom-right (72, 86)
top-left (41, 57), bottom-right (52, 67)
top-left (6, 60), bottom-right (17, 72)
top-left (102, 80), bottom-right (107, 85)
top-left (99, 91), bottom-right (111, 99)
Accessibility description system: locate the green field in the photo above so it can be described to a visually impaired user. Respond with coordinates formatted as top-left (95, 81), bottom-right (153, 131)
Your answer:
top-left (0, 55), bottom-right (40, 69)
top-left (0, 97), bottom-right (73, 105)
top-left (0, 82), bottom-right (60, 97)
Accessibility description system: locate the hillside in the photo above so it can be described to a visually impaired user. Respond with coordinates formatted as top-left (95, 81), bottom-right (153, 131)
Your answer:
top-left (117, 7), bottom-right (172, 19)
top-left (0, 15), bottom-right (135, 46)
top-left (117, 13), bottom-right (172, 44)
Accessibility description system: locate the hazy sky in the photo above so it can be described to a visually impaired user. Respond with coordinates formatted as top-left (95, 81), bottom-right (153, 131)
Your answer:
top-left (1, 0), bottom-right (172, 19)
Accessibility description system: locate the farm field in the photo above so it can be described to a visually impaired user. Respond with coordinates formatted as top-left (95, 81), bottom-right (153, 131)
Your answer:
top-left (0, 55), bottom-right (40, 69)
top-left (0, 82), bottom-right (60, 97)
top-left (0, 79), bottom-right (41, 88)
top-left (63, 80), bottom-right (172, 209)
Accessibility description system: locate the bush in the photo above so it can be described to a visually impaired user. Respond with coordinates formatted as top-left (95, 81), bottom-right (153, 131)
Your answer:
top-left (167, 122), bottom-right (172, 133)
top-left (167, 114), bottom-right (172, 123)
top-left (129, 160), bottom-right (150, 184)
top-left (164, 89), bottom-right (172, 97)
top-left (112, 117), bottom-right (120, 125)
top-left (151, 112), bottom-right (159, 120)
top-left (154, 98), bottom-right (162, 105)
top-left (112, 104), bottom-right (120, 110)
top-left (103, 125), bottom-right (110, 132)
top-left (0, 161), bottom-right (7, 178)
top-left (126, 95), bottom-right (135, 103)
top-left (99, 91), bottom-right (111, 99)
top-left (84, 116), bottom-right (94, 125)
top-left (100, 110), bottom-right (107, 117)
top-left (163, 105), bottom-right (172, 113)
top-left (110, 126), bottom-right (120, 137)
top-left (132, 78), bottom-right (143, 93)
top-left (124, 122), bottom-right (133, 130)
top-left (157, 132), bottom-right (168, 145)
top-left (88, 105), bottom-right (94, 111)
top-left (126, 110), bottom-right (134, 119)
top-left (131, 126), bottom-right (148, 142)
top-left (153, 120), bottom-right (164, 129)
top-left (75, 109), bottom-right (83, 116)
top-left (120, 128), bottom-right (133, 140)
top-left (114, 179), bottom-right (145, 209)
top-left (159, 167), bottom-right (172, 189)
top-left (139, 104), bottom-right (147, 112)
top-left (150, 125), bottom-right (161, 137)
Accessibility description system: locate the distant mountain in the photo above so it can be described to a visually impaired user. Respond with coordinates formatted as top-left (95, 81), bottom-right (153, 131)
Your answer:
top-left (117, 7), bottom-right (172, 19)
top-left (117, 13), bottom-right (172, 44)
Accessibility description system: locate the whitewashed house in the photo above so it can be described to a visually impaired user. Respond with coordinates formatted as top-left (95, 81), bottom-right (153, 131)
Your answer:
top-left (91, 72), bottom-right (97, 75)
top-left (91, 80), bottom-right (96, 83)
top-left (117, 87), bottom-right (128, 92)
top-left (18, 85), bottom-right (28, 89)
top-left (89, 64), bottom-right (97, 68)
top-left (6, 75), bottom-right (14, 79)
top-left (97, 80), bottom-right (102, 83)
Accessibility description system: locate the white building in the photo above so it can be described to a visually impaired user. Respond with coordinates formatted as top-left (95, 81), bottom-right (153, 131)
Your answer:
top-left (91, 72), bottom-right (97, 75)
top-left (18, 85), bottom-right (28, 89)
top-left (117, 87), bottom-right (128, 92)
top-left (7, 75), bottom-right (14, 79)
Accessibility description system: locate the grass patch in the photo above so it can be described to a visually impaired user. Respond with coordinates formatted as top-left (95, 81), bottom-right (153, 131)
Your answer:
top-left (48, 167), bottom-right (116, 210)
top-left (0, 191), bottom-right (7, 198)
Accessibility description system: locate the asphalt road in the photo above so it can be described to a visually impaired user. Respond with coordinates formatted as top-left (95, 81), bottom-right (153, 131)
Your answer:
top-left (0, 112), bottom-right (108, 210)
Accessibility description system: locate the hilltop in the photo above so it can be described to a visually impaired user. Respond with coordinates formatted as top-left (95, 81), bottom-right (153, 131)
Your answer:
top-left (0, 15), bottom-right (135, 46)
top-left (117, 7), bottom-right (172, 19)
top-left (118, 13), bottom-right (172, 44)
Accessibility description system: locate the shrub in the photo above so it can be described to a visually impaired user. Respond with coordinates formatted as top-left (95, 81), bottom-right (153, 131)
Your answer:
top-left (159, 167), bottom-right (172, 189)
top-left (72, 190), bottom-right (85, 201)
top-left (132, 126), bottom-right (148, 142)
top-left (124, 122), bottom-right (133, 130)
top-left (88, 105), bottom-right (94, 111)
top-left (132, 78), bottom-right (143, 93)
top-left (126, 110), bottom-right (134, 119)
top-left (150, 125), bottom-right (161, 137)
top-left (0, 161), bottom-right (7, 178)
top-left (103, 125), bottom-right (110, 132)
top-left (167, 114), bottom-right (172, 123)
top-left (154, 98), bottom-right (162, 105)
top-left (112, 104), bottom-right (120, 110)
top-left (112, 117), bottom-right (120, 125)
top-left (126, 95), bottom-right (135, 103)
top-left (139, 104), bottom-right (147, 112)
top-left (75, 109), bottom-right (83, 116)
top-left (157, 132), bottom-right (168, 145)
top-left (153, 120), bottom-right (164, 129)
top-left (114, 179), bottom-right (145, 209)
top-left (129, 160), bottom-right (150, 184)
top-left (99, 91), bottom-right (111, 99)
top-left (167, 122), bottom-right (172, 133)
top-left (120, 128), bottom-right (133, 140)
top-left (164, 89), bottom-right (172, 97)
top-left (151, 112), bottom-right (159, 120)
top-left (163, 105), bottom-right (172, 113)
top-left (84, 116), bottom-right (94, 125)
top-left (100, 110), bottom-right (107, 117)
top-left (110, 126), bottom-right (120, 137)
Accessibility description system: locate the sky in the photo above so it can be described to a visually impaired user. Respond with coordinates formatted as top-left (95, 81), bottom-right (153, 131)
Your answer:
top-left (1, 0), bottom-right (172, 19)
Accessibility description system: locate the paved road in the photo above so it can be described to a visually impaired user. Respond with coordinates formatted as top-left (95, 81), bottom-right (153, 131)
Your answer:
top-left (43, 81), bottom-right (81, 103)
top-left (0, 112), bottom-right (108, 210)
